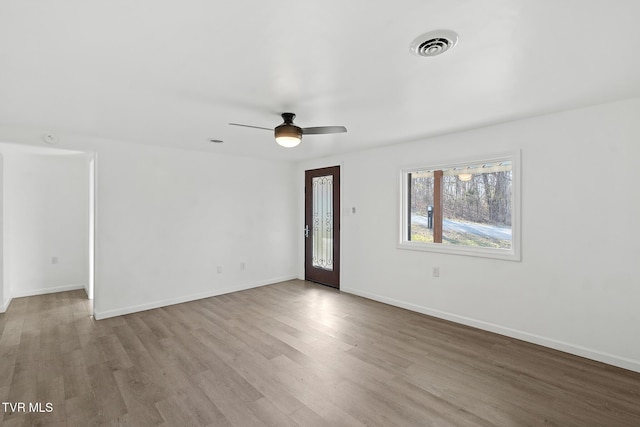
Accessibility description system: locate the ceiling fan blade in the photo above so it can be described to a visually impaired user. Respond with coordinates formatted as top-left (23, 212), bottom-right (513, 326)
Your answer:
top-left (229, 123), bottom-right (273, 131)
top-left (302, 126), bottom-right (347, 135)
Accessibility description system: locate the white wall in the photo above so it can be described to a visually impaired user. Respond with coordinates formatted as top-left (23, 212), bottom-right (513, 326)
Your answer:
top-left (3, 151), bottom-right (89, 299)
top-left (298, 98), bottom-right (640, 372)
top-left (92, 141), bottom-right (297, 319)
top-left (0, 135), bottom-right (297, 319)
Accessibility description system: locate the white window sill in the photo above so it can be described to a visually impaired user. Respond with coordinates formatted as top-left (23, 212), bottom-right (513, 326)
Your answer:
top-left (397, 241), bottom-right (521, 261)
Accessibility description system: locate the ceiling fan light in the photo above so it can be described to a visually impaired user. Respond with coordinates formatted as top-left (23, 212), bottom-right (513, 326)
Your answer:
top-left (275, 123), bottom-right (302, 148)
top-left (275, 136), bottom-right (301, 147)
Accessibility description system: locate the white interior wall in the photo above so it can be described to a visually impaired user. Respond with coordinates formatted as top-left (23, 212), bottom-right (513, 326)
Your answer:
top-left (3, 152), bottom-right (89, 299)
top-left (0, 135), bottom-right (297, 319)
top-left (298, 98), bottom-right (640, 372)
top-left (91, 141), bottom-right (297, 319)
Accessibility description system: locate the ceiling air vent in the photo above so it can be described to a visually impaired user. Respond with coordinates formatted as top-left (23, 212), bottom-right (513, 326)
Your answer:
top-left (410, 30), bottom-right (459, 57)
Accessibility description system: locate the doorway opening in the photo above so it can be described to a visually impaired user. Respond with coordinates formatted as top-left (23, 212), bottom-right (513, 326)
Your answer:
top-left (0, 143), bottom-right (96, 316)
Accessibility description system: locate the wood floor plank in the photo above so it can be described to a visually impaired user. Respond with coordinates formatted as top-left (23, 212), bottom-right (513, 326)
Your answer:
top-left (34, 375), bottom-right (66, 425)
top-left (247, 397), bottom-right (300, 427)
top-left (0, 344), bottom-right (18, 389)
top-left (192, 372), bottom-right (269, 427)
top-left (1, 280), bottom-right (640, 426)
top-left (288, 405), bottom-right (329, 427)
top-left (64, 392), bottom-right (101, 426)
top-left (328, 379), bottom-right (414, 425)
top-left (155, 394), bottom-right (209, 427)
top-left (6, 360), bottom-right (38, 405)
top-left (112, 366), bottom-right (168, 424)
top-left (196, 361), bottom-right (264, 404)
top-left (269, 355), bottom-right (367, 426)
top-left (224, 351), bottom-right (306, 415)
top-left (383, 375), bottom-right (495, 427)
top-left (173, 383), bottom-right (232, 426)
top-left (0, 319), bottom-right (23, 347)
top-left (87, 362), bottom-right (129, 422)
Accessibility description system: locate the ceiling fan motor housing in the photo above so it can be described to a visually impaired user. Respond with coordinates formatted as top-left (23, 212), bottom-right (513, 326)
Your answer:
top-left (274, 123), bottom-right (302, 139)
top-left (275, 113), bottom-right (302, 140)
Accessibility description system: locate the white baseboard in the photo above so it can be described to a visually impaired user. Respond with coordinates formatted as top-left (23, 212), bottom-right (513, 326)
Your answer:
top-left (0, 297), bottom-right (12, 313)
top-left (93, 275), bottom-right (297, 320)
top-left (11, 283), bottom-right (86, 299)
top-left (342, 286), bottom-right (640, 374)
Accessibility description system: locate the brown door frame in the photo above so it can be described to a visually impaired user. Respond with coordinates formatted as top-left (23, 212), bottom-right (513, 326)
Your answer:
top-left (304, 166), bottom-right (340, 288)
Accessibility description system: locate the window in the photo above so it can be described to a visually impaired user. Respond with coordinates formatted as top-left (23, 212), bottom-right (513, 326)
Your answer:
top-left (399, 152), bottom-right (520, 260)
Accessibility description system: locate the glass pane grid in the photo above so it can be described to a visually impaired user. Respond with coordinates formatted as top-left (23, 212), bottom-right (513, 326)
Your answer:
top-left (312, 175), bottom-right (333, 270)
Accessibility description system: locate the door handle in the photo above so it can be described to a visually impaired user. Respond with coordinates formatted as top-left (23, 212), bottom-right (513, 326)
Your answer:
top-left (304, 225), bottom-right (309, 238)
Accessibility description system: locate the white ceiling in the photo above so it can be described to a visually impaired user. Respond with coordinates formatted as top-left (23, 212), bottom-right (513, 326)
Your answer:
top-left (1, 0), bottom-right (639, 161)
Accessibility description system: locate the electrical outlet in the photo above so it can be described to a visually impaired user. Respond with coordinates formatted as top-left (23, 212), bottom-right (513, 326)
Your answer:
top-left (432, 266), bottom-right (440, 278)
top-left (240, 262), bottom-right (245, 271)
top-left (217, 266), bottom-right (222, 274)
top-left (52, 256), bottom-right (58, 264)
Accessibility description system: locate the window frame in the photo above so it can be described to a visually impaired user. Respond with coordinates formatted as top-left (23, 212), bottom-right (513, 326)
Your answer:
top-left (398, 151), bottom-right (521, 261)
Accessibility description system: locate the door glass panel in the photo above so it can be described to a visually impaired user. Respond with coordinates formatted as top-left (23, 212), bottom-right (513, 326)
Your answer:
top-left (312, 175), bottom-right (333, 271)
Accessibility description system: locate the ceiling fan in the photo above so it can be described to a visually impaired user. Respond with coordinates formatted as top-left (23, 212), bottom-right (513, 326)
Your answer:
top-left (229, 113), bottom-right (347, 148)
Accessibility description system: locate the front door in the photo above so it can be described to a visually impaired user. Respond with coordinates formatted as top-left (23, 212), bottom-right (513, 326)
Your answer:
top-left (305, 166), bottom-right (340, 288)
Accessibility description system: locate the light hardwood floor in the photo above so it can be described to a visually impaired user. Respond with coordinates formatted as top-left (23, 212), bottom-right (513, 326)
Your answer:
top-left (1, 280), bottom-right (639, 426)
